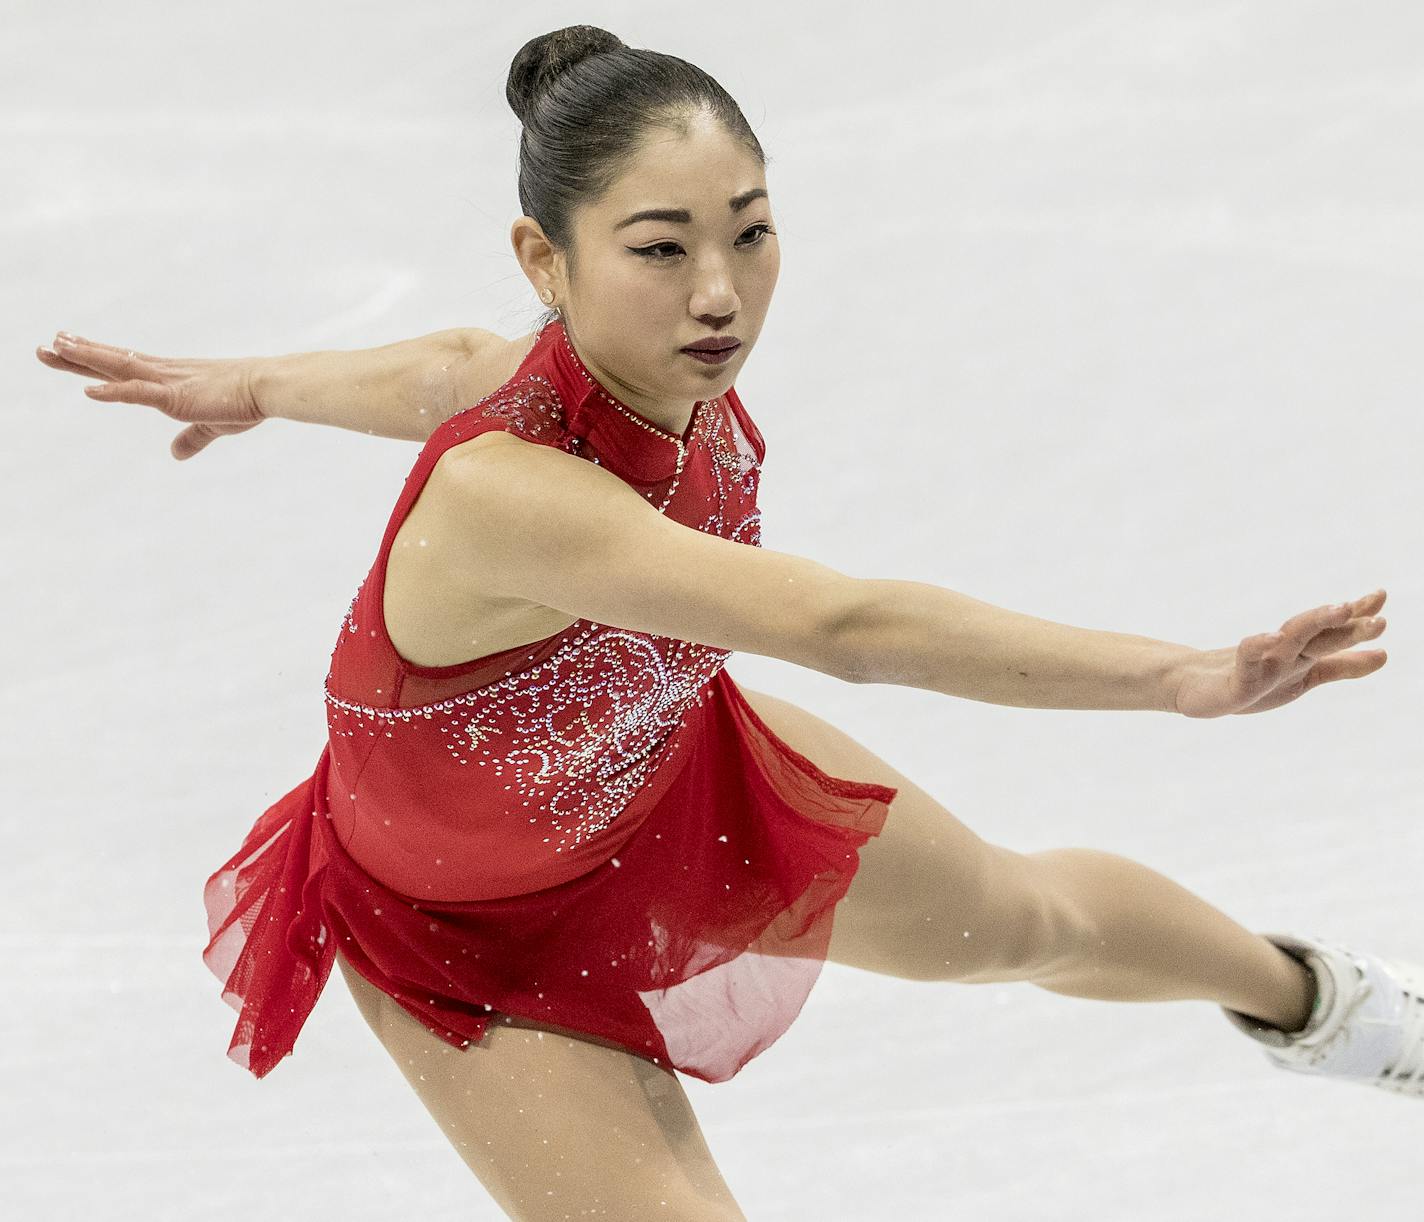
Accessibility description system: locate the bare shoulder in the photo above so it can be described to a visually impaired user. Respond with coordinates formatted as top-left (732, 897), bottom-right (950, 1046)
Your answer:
top-left (437, 417), bottom-right (579, 488)
top-left (424, 336), bottom-right (576, 556)
top-left (445, 328), bottom-right (540, 424)
top-left (437, 327), bottom-right (558, 465)
top-left (408, 325), bottom-right (549, 563)
top-left (429, 417), bottom-right (618, 573)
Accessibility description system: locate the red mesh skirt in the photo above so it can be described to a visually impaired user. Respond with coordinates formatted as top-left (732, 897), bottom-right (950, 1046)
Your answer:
top-left (202, 669), bottom-right (897, 1081)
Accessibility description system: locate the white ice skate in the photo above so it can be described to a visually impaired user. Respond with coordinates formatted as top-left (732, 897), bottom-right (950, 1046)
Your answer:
top-left (1221, 931), bottom-right (1424, 1097)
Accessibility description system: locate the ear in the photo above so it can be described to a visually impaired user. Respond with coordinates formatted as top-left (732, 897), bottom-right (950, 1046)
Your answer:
top-left (510, 216), bottom-right (562, 300)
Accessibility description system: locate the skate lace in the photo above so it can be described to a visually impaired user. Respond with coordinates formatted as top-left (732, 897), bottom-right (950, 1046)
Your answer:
top-left (1299, 977), bottom-right (1372, 1068)
top-left (1380, 979), bottom-right (1424, 1087)
top-left (1300, 960), bottom-right (1424, 1088)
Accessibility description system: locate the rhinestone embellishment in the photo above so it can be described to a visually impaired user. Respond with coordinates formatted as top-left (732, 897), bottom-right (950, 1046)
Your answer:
top-left (323, 324), bottom-right (763, 856)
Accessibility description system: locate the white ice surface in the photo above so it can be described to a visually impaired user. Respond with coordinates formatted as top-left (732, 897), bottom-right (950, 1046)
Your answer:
top-left (4, 2), bottom-right (1421, 1218)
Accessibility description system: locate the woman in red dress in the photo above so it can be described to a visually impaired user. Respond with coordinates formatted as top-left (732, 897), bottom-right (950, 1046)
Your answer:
top-left (36, 22), bottom-right (1418, 1222)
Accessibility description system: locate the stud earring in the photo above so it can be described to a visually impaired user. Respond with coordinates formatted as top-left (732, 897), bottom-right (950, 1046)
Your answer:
top-left (540, 288), bottom-right (554, 304)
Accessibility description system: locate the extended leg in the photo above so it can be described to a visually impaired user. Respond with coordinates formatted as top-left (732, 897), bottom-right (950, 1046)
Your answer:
top-left (1021, 847), bottom-right (1318, 1033)
top-left (729, 680), bottom-right (1319, 1033)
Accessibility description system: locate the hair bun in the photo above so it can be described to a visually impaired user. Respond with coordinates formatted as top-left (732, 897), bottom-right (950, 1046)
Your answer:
top-left (506, 25), bottom-right (626, 125)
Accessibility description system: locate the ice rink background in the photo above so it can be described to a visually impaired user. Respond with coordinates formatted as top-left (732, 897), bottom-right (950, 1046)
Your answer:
top-left (5, 2), bottom-right (1421, 1218)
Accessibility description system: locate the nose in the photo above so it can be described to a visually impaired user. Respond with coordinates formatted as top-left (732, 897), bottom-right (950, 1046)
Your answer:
top-left (691, 265), bottom-right (739, 323)
top-left (696, 308), bottom-right (736, 331)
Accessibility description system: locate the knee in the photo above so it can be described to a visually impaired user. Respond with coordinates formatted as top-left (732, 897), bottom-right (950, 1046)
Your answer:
top-left (962, 848), bottom-right (1095, 983)
top-left (1004, 851), bottom-right (1098, 980)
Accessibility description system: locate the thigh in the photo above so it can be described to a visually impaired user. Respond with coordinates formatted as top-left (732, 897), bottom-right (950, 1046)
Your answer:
top-left (335, 951), bottom-right (744, 1221)
top-left (734, 682), bottom-right (1060, 983)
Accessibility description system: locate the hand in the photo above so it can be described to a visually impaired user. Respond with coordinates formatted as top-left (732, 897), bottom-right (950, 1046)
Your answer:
top-left (1172, 589), bottom-right (1389, 718)
top-left (36, 331), bottom-right (266, 460)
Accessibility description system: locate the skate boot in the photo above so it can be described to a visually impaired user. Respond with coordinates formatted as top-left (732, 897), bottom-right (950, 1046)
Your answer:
top-left (1221, 931), bottom-right (1424, 1097)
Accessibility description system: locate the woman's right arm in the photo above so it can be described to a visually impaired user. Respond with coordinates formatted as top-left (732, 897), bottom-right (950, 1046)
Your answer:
top-left (248, 328), bottom-right (488, 441)
top-left (35, 326), bottom-right (493, 458)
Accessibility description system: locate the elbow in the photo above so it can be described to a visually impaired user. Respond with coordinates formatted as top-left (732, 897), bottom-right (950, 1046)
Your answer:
top-left (817, 576), bottom-right (872, 684)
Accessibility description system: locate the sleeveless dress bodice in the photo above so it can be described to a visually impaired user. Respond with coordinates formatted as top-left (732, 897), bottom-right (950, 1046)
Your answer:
top-left (202, 318), bottom-right (897, 1082)
top-left (323, 317), bottom-right (769, 899)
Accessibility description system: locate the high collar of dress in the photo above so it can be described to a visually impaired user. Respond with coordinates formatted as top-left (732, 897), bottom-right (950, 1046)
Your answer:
top-left (542, 317), bottom-right (704, 485)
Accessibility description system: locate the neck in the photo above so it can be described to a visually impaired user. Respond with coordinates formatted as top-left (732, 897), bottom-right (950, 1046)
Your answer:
top-left (563, 325), bottom-right (697, 438)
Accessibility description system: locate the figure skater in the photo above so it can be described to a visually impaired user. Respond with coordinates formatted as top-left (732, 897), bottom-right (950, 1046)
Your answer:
top-left (36, 23), bottom-right (1417, 1222)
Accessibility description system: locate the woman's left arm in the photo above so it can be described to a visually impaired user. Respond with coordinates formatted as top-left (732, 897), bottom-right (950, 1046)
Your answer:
top-left (36, 326), bottom-right (485, 459)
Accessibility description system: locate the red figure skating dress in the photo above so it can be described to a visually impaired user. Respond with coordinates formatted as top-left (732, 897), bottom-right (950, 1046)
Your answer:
top-left (202, 317), bottom-right (898, 1081)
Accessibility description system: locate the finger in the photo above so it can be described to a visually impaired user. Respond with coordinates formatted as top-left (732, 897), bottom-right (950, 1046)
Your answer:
top-left (1341, 615), bottom-right (1387, 649)
top-left (1303, 648), bottom-right (1388, 692)
top-left (36, 345), bottom-right (102, 379)
top-left (1332, 588), bottom-right (1388, 621)
top-left (52, 334), bottom-right (169, 365)
top-left (84, 378), bottom-right (177, 416)
top-left (53, 335), bottom-right (155, 383)
top-left (1351, 588), bottom-right (1388, 616)
top-left (1301, 588), bottom-right (1391, 653)
top-left (48, 335), bottom-right (116, 376)
top-left (171, 423), bottom-right (216, 461)
top-left (1302, 611), bottom-right (1388, 658)
top-left (1276, 601), bottom-right (1354, 656)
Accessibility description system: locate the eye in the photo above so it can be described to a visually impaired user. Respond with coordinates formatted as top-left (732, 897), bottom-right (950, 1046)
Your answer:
top-left (630, 223), bottom-right (777, 262)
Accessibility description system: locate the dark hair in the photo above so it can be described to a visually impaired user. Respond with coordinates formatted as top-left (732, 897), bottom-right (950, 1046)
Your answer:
top-left (506, 24), bottom-right (770, 330)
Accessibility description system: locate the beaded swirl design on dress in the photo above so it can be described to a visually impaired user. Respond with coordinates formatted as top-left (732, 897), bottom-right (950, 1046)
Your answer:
top-left (323, 358), bottom-right (762, 855)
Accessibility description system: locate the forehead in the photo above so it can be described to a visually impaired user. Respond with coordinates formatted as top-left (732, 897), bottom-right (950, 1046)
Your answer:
top-left (596, 120), bottom-right (767, 213)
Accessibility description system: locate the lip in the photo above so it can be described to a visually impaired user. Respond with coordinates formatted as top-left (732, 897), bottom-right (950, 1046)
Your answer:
top-left (682, 344), bottom-right (739, 365)
top-left (681, 336), bottom-right (741, 353)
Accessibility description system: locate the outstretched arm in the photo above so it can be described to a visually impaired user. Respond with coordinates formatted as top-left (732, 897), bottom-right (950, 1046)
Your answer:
top-left (250, 328), bottom-right (481, 442)
top-left (835, 581), bottom-right (1387, 717)
top-left (36, 326), bottom-right (487, 458)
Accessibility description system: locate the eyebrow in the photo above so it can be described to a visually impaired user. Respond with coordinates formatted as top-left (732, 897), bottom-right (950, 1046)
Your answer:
top-left (613, 188), bottom-right (769, 231)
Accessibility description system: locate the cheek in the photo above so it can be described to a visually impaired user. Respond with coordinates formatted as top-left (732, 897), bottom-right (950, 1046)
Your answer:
top-left (738, 252), bottom-right (778, 303)
top-left (763, 248), bottom-right (781, 287)
top-left (605, 258), bottom-right (673, 308)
